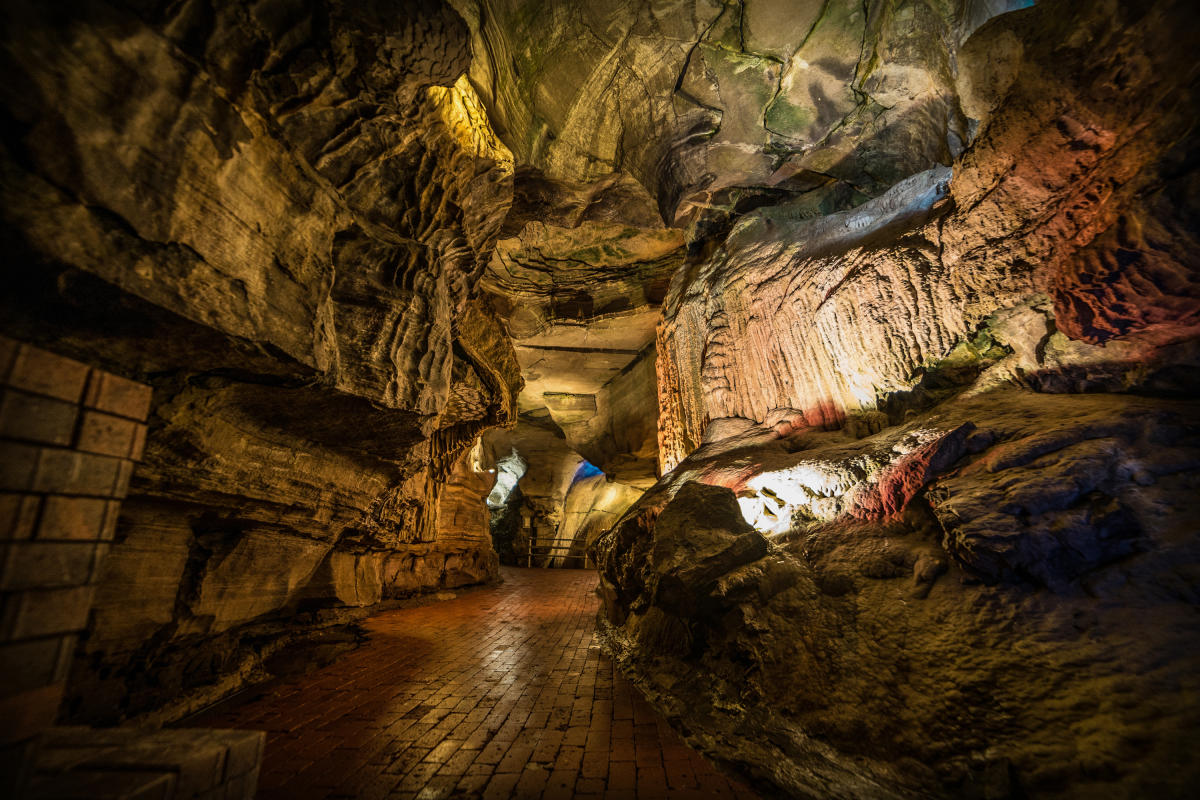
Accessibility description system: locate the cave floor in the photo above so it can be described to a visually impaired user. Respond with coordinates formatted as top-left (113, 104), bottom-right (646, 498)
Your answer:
top-left (189, 567), bottom-right (757, 799)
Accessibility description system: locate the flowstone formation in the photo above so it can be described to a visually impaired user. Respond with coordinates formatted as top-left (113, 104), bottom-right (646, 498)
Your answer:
top-left (0, 0), bottom-right (518, 723)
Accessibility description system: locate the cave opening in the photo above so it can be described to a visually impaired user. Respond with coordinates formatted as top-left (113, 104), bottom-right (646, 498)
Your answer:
top-left (1, 0), bottom-right (1199, 798)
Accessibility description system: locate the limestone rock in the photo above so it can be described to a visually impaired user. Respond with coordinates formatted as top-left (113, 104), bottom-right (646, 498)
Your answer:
top-left (452, 0), bottom-right (987, 224)
top-left (590, 2), bottom-right (1200, 796)
top-left (0, 0), bottom-right (516, 724)
top-left (481, 168), bottom-right (681, 484)
top-left (656, 0), bottom-right (1200, 471)
top-left (593, 392), bottom-right (1200, 798)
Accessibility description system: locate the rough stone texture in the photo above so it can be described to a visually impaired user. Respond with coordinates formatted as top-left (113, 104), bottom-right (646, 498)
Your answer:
top-left (1, 0), bottom-right (1198, 797)
top-left (550, 473), bottom-right (645, 567)
top-left (595, 392), bottom-right (1200, 799)
top-left (591, 1), bottom-right (1200, 798)
top-left (452, 0), bottom-right (975, 225)
top-left (30, 726), bottom-right (263, 800)
top-left (0, 0), bottom-right (518, 724)
top-left (480, 168), bottom-right (680, 484)
top-left (656, 0), bottom-right (1200, 471)
top-left (0, 339), bottom-right (152, 797)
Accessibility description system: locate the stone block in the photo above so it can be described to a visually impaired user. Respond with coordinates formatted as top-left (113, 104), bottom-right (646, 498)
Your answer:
top-left (0, 442), bottom-right (40, 492)
top-left (37, 497), bottom-right (114, 541)
top-left (0, 493), bottom-right (41, 540)
top-left (0, 637), bottom-right (64, 694)
top-left (313, 550), bottom-right (384, 606)
top-left (27, 448), bottom-right (132, 498)
top-left (0, 389), bottom-right (79, 447)
top-left (129, 423), bottom-right (147, 461)
top-left (28, 769), bottom-right (176, 800)
top-left (0, 585), bottom-right (96, 640)
top-left (3, 344), bottom-right (90, 404)
top-left (218, 730), bottom-right (264, 780)
top-left (0, 682), bottom-right (64, 745)
top-left (75, 410), bottom-right (144, 459)
top-left (0, 541), bottom-right (107, 591)
top-left (85, 527), bottom-right (189, 649)
top-left (35, 728), bottom-right (264, 799)
top-left (191, 532), bottom-right (330, 633)
top-left (82, 372), bottom-right (153, 422)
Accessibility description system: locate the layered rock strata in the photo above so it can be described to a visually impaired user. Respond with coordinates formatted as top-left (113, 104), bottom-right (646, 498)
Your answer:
top-left (591, 1), bottom-right (1200, 797)
top-left (0, 0), bottom-right (517, 723)
top-left (481, 168), bottom-right (680, 485)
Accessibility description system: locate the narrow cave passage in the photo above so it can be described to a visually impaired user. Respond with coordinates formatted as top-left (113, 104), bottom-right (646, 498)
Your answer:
top-left (188, 568), bottom-right (757, 800)
top-left (2, 0), bottom-right (1198, 798)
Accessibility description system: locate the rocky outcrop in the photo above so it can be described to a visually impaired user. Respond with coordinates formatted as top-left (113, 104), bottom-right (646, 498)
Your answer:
top-left (0, 0), bottom-right (518, 723)
top-left (480, 168), bottom-right (680, 484)
top-left (2, 0), bottom-right (1198, 795)
top-left (656, 0), bottom-right (1200, 470)
top-left (592, 0), bottom-right (1200, 797)
top-left (595, 391), bottom-right (1200, 799)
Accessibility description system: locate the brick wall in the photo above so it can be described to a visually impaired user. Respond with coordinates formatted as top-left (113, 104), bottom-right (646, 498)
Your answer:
top-left (0, 336), bottom-right (151, 794)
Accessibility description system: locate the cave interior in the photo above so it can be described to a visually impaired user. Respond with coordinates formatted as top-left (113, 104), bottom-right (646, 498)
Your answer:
top-left (1, 0), bottom-right (1199, 798)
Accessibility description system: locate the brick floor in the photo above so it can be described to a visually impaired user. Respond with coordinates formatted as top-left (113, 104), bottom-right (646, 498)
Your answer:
top-left (190, 567), bottom-right (758, 799)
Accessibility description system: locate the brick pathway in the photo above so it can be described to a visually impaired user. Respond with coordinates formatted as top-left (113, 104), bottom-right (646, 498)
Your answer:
top-left (191, 567), bottom-right (757, 800)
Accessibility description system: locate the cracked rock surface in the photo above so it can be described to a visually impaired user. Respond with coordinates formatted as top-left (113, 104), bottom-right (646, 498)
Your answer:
top-left (1, 0), bottom-right (516, 723)
top-left (587, 1), bottom-right (1200, 797)
top-left (2, 0), bottom-right (1198, 796)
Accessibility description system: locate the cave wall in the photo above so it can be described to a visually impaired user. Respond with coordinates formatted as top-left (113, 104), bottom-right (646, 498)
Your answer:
top-left (451, 0), bottom-right (981, 225)
top-left (1, 0), bottom-right (1198, 796)
top-left (0, 0), bottom-right (520, 724)
top-left (479, 420), bottom-right (645, 566)
top-left (655, 0), bottom-right (1200, 470)
top-left (479, 166), bottom-right (679, 485)
top-left (580, 1), bottom-right (1200, 798)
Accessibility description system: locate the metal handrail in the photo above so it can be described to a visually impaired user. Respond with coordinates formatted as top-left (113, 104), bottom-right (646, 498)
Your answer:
top-left (525, 536), bottom-right (589, 568)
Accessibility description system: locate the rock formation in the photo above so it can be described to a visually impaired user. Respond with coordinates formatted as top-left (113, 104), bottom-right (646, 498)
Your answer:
top-left (580, 1), bottom-right (1200, 797)
top-left (2, 0), bottom-right (1199, 797)
top-left (1, 0), bottom-right (517, 723)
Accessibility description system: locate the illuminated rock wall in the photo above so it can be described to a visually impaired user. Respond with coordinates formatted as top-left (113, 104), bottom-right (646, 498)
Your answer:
top-left (589, 1), bottom-right (1200, 797)
top-left (656, 0), bottom-right (1200, 469)
top-left (0, 0), bottom-right (518, 724)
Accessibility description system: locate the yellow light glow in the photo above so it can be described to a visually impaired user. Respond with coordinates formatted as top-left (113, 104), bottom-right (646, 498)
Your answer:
top-left (427, 75), bottom-right (514, 172)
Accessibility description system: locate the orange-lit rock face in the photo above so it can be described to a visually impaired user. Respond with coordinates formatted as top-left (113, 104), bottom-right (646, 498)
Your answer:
top-left (0, 0), bottom-right (519, 724)
top-left (1, 0), bottom-right (1199, 797)
top-left (655, 0), bottom-right (1200, 472)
